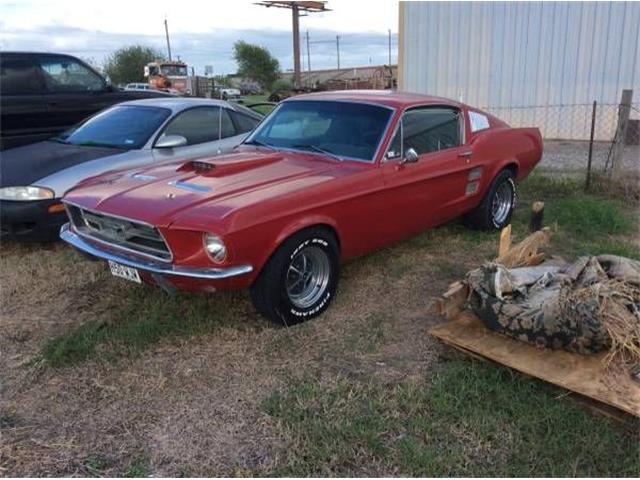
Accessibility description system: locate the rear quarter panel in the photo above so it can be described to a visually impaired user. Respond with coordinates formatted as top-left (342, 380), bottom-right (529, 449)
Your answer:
top-left (469, 125), bottom-right (543, 199)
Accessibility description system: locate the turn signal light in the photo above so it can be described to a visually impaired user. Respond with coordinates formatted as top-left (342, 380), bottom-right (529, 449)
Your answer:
top-left (48, 203), bottom-right (66, 214)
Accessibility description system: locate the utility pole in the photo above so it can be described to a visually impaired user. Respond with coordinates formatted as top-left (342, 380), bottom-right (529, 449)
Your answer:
top-left (255, 2), bottom-right (330, 89)
top-left (336, 35), bottom-right (340, 70)
top-left (306, 29), bottom-right (311, 83)
top-left (164, 18), bottom-right (172, 61)
top-left (388, 29), bottom-right (391, 65)
top-left (291, 4), bottom-right (301, 87)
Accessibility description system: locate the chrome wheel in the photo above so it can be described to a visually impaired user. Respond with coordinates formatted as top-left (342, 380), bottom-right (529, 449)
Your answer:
top-left (285, 246), bottom-right (331, 309)
top-left (491, 181), bottom-right (513, 226)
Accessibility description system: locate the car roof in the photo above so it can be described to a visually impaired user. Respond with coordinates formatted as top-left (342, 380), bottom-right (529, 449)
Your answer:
top-left (115, 97), bottom-right (242, 113)
top-left (286, 90), bottom-right (465, 109)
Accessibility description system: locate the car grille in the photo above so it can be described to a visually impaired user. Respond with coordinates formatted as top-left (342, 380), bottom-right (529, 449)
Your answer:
top-left (66, 205), bottom-right (172, 261)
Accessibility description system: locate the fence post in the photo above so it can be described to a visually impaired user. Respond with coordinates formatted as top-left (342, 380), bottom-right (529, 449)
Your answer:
top-left (610, 89), bottom-right (633, 179)
top-left (585, 100), bottom-right (597, 191)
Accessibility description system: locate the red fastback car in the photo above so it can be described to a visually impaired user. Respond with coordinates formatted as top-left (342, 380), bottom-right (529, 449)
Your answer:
top-left (61, 91), bottom-right (542, 325)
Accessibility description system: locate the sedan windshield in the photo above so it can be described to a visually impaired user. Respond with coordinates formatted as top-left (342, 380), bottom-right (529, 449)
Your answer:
top-left (247, 100), bottom-right (393, 162)
top-left (56, 106), bottom-right (171, 149)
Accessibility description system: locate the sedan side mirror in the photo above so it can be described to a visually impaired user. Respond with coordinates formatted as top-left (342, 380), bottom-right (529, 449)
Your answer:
top-left (401, 148), bottom-right (419, 165)
top-left (155, 135), bottom-right (188, 149)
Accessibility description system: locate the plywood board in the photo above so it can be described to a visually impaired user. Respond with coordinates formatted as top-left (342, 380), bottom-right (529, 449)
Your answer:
top-left (429, 312), bottom-right (640, 418)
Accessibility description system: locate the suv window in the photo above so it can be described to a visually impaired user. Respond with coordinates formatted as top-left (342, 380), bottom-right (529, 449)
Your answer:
top-left (401, 107), bottom-right (462, 155)
top-left (38, 56), bottom-right (105, 92)
top-left (0, 56), bottom-right (43, 95)
top-left (161, 107), bottom-right (236, 146)
top-left (230, 111), bottom-right (260, 134)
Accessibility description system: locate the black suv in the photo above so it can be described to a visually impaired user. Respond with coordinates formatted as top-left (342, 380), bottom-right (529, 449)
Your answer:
top-left (0, 52), bottom-right (171, 150)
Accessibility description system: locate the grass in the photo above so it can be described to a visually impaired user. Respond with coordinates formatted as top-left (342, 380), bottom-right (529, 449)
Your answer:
top-left (124, 457), bottom-right (150, 478)
top-left (81, 453), bottom-right (149, 477)
top-left (512, 171), bottom-right (639, 259)
top-left (263, 360), bottom-right (640, 477)
top-left (41, 286), bottom-right (253, 367)
top-left (83, 455), bottom-right (111, 477)
top-left (239, 94), bottom-right (269, 104)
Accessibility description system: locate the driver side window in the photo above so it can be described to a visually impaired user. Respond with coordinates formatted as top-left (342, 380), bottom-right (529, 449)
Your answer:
top-left (385, 107), bottom-right (463, 159)
top-left (38, 56), bottom-right (105, 92)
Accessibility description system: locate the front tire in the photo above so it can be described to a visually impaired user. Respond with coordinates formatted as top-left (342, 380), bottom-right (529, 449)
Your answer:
top-left (466, 169), bottom-right (516, 230)
top-left (250, 228), bottom-right (340, 325)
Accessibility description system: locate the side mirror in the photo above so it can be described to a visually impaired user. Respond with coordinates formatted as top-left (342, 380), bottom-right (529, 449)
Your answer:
top-left (155, 135), bottom-right (188, 149)
top-left (401, 148), bottom-right (419, 164)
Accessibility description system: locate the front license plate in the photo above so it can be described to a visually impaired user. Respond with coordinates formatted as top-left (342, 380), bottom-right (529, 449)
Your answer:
top-left (108, 260), bottom-right (141, 283)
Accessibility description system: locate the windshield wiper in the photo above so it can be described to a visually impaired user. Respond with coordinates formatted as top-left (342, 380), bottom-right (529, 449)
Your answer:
top-left (292, 144), bottom-right (343, 162)
top-left (242, 139), bottom-right (276, 150)
top-left (49, 137), bottom-right (70, 144)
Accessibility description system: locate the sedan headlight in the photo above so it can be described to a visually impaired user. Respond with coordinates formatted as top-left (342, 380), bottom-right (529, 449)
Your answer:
top-left (203, 233), bottom-right (227, 263)
top-left (0, 186), bottom-right (55, 201)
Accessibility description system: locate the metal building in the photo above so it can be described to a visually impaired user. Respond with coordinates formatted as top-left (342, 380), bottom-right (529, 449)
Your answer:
top-left (398, 1), bottom-right (640, 139)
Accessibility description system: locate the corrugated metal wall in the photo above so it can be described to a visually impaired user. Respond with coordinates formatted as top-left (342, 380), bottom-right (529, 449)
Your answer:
top-left (399, 1), bottom-right (640, 139)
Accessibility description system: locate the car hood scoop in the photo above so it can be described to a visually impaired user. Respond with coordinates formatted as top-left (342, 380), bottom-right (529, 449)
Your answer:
top-left (177, 151), bottom-right (284, 177)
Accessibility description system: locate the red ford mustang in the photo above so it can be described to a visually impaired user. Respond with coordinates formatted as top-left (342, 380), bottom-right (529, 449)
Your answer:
top-left (61, 91), bottom-right (542, 325)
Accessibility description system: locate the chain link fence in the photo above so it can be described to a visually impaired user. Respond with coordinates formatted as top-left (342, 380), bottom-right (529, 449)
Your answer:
top-left (482, 102), bottom-right (640, 179)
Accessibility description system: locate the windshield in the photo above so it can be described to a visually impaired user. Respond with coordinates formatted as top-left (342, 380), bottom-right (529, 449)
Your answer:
top-left (160, 65), bottom-right (188, 76)
top-left (247, 100), bottom-right (393, 162)
top-left (56, 106), bottom-right (171, 149)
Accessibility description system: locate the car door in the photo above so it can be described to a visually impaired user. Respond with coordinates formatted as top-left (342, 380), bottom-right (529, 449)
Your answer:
top-left (151, 106), bottom-right (243, 163)
top-left (37, 54), bottom-right (111, 133)
top-left (0, 54), bottom-right (48, 149)
top-left (380, 105), bottom-right (477, 235)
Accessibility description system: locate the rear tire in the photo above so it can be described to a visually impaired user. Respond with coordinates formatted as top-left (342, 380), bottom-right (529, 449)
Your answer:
top-left (250, 228), bottom-right (340, 326)
top-left (466, 169), bottom-right (516, 230)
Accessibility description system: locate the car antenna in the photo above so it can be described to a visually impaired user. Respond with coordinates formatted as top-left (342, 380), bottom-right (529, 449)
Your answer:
top-left (217, 105), bottom-right (223, 155)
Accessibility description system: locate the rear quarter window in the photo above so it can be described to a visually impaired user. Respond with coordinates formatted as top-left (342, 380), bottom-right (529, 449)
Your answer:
top-left (469, 111), bottom-right (491, 133)
top-left (0, 57), bottom-right (42, 95)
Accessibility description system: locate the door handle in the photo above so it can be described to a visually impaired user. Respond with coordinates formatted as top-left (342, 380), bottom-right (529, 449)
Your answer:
top-left (458, 151), bottom-right (473, 158)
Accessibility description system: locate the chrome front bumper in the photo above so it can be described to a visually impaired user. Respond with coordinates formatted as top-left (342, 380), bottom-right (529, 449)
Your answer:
top-left (60, 223), bottom-right (253, 280)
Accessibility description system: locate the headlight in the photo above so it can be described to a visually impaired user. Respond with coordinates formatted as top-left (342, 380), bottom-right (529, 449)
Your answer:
top-left (0, 186), bottom-right (55, 201)
top-left (203, 233), bottom-right (227, 263)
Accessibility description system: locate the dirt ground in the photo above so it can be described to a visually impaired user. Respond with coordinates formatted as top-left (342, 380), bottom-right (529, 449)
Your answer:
top-left (0, 229), bottom-right (488, 476)
top-left (541, 140), bottom-right (639, 173)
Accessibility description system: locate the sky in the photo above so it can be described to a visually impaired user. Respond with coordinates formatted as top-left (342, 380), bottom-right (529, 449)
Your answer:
top-left (0, 0), bottom-right (400, 75)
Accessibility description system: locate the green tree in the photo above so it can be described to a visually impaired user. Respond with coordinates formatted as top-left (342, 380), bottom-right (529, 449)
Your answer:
top-left (104, 45), bottom-right (164, 85)
top-left (233, 41), bottom-right (280, 90)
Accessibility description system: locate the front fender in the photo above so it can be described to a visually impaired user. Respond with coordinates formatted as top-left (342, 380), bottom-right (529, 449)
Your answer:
top-left (250, 214), bottom-right (341, 279)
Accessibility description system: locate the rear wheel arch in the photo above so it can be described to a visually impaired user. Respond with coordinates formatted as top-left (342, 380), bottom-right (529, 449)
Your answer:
top-left (466, 168), bottom-right (517, 230)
